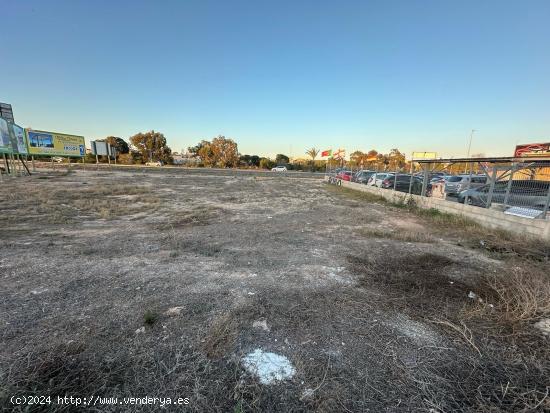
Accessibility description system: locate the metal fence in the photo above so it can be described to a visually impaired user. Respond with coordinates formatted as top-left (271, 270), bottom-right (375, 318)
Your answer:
top-left (326, 158), bottom-right (550, 219)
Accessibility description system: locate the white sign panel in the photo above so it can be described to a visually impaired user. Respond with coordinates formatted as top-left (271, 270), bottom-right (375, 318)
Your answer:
top-left (12, 124), bottom-right (28, 154)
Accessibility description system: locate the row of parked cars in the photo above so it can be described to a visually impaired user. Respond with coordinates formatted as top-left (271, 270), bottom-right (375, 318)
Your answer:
top-left (333, 168), bottom-right (550, 210)
top-left (334, 169), bottom-right (433, 195)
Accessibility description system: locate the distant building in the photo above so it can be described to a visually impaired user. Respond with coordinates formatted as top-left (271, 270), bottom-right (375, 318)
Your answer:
top-left (172, 152), bottom-right (200, 166)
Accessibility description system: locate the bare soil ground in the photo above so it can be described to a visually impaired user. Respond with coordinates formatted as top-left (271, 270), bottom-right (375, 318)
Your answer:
top-left (1, 168), bottom-right (548, 412)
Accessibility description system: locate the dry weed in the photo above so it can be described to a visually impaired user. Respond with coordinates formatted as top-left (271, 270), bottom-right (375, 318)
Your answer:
top-left (200, 312), bottom-right (239, 359)
top-left (357, 227), bottom-right (434, 243)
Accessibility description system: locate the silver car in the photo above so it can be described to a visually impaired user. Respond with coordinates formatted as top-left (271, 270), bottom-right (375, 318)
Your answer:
top-left (458, 180), bottom-right (550, 209)
top-left (445, 175), bottom-right (487, 196)
top-left (367, 173), bottom-right (393, 187)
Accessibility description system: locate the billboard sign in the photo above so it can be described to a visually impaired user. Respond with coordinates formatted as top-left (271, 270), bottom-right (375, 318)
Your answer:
top-left (9, 123), bottom-right (28, 155)
top-left (91, 140), bottom-right (109, 156)
top-left (27, 129), bottom-right (85, 157)
top-left (412, 151), bottom-right (437, 160)
top-left (0, 103), bottom-right (14, 123)
top-left (0, 117), bottom-right (12, 154)
top-left (514, 142), bottom-right (550, 158)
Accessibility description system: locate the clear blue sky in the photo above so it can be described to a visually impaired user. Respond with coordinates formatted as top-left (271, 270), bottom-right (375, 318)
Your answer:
top-left (2, 0), bottom-right (549, 158)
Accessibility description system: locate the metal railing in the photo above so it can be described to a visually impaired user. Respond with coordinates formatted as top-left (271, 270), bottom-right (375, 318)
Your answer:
top-left (326, 159), bottom-right (550, 219)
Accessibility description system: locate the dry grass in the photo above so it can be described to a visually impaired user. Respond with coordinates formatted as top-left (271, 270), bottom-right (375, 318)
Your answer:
top-left (356, 227), bottom-right (434, 243)
top-left (2, 172), bottom-right (548, 412)
top-left (155, 206), bottom-right (222, 230)
top-left (347, 252), bottom-right (550, 412)
top-left (463, 262), bottom-right (550, 326)
top-left (325, 184), bottom-right (388, 203)
top-left (0, 182), bottom-right (160, 224)
top-left (485, 267), bottom-right (550, 322)
top-left (327, 182), bottom-right (550, 261)
top-left (200, 312), bottom-right (240, 359)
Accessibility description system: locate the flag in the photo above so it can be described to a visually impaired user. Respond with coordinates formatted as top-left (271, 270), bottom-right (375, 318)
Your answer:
top-left (333, 149), bottom-right (345, 160)
top-left (321, 149), bottom-right (332, 157)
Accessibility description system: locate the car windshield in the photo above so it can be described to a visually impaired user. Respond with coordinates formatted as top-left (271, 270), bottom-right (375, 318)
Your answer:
top-left (448, 176), bottom-right (464, 182)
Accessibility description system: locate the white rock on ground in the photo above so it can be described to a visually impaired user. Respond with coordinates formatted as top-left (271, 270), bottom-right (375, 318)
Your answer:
top-left (164, 306), bottom-right (184, 316)
top-left (534, 319), bottom-right (550, 337)
top-left (242, 349), bottom-right (295, 384)
top-left (252, 319), bottom-right (270, 332)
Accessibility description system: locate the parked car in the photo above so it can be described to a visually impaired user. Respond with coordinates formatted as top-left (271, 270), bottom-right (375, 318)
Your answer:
top-left (271, 166), bottom-right (287, 172)
top-left (336, 170), bottom-right (353, 181)
top-left (458, 180), bottom-right (550, 209)
top-left (52, 156), bottom-right (64, 163)
top-left (445, 175), bottom-right (487, 196)
top-left (380, 174), bottom-right (433, 195)
top-left (430, 175), bottom-right (452, 184)
top-left (367, 173), bottom-right (393, 187)
top-left (353, 170), bottom-right (376, 184)
top-left (146, 160), bottom-right (163, 166)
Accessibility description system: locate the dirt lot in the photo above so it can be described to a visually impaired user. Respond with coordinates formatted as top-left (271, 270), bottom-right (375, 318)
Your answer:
top-left (1, 168), bottom-right (549, 412)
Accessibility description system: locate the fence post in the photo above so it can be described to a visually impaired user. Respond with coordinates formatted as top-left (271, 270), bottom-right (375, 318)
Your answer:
top-left (464, 162), bottom-right (473, 204)
top-left (408, 161), bottom-right (414, 195)
top-left (503, 163), bottom-right (516, 206)
top-left (421, 163), bottom-right (429, 197)
top-left (393, 165), bottom-right (398, 191)
top-left (542, 182), bottom-right (550, 219)
top-left (486, 167), bottom-right (498, 208)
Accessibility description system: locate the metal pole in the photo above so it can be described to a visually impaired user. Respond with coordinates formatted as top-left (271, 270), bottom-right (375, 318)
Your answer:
top-left (464, 162), bottom-right (473, 205)
top-left (503, 163), bottom-right (516, 207)
top-left (542, 182), bottom-right (550, 219)
top-left (486, 167), bottom-right (498, 208)
top-left (464, 129), bottom-right (476, 173)
top-left (0, 154), bottom-right (5, 181)
top-left (31, 155), bottom-right (35, 172)
top-left (421, 163), bottom-right (429, 197)
top-left (393, 164), bottom-right (398, 191)
top-left (10, 154), bottom-right (16, 176)
top-left (4, 153), bottom-right (10, 175)
top-left (408, 159), bottom-right (414, 195)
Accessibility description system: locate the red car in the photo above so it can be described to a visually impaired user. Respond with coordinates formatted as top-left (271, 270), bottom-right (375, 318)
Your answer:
top-left (336, 171), bottom-right (353, 181)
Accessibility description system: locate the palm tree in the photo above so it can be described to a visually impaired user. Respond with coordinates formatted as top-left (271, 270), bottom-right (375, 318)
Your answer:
top-left (305, 147), bottom-right (319, 171)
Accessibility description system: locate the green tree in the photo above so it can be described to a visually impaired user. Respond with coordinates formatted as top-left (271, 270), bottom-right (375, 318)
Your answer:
top-left (189, 136), bottom-right (239, 168)
top-left (388, 148), bottom-right (406, 170)
top-left (211, 136), bottom-right (239, 168)
top-left (240, 154), bottom-right (261, 167)
top-left (129, 130), bottom-right (172, 164)
top-left (259, 157), bottom-right (275, 169)
top-left (197, 141), bottom-right (215, 166)
top-left (275, 154), bottom-right (289, 165)
top-left (305, 147), bottom-right (320, 171)
top-left (350, 150), bottom-right (365, 167)
top-left (104, 136), bottom-right (130, 154)
top-left (187, 140), bottom-right (210, 158)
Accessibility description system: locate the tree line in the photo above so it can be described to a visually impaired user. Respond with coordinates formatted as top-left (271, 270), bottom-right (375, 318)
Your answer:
top-left (84, 131), bottom-right (173, 165)
top-left (83, 131), bottom-right (419, 172)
